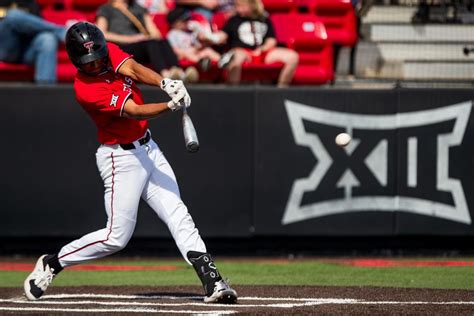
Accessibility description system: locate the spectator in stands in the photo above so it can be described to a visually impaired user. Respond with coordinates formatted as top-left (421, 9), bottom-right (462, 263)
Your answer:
top-left (0, 4), bottom-right (66, 84)
top-left (166, 6), bottom-right (234, 71)
top-left (135, 0), bottom-right (169, 14)
top-left (96, 0), bottom-right (198, 82)
top-left (212, 0), bottom-right (298, 86)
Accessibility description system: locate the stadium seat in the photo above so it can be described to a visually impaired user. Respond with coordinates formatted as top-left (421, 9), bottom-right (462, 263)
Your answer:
top-left (36, 0), bottom-right (70, 9)
top-left (41, 7), bottom-right (87, 25)
top-left (57, 63), bottom-right (78, 82)
top-left (271, 13), bottom-right (333, 84)
top-left (152, 13), bottom-right (170, 36)
top-left (262, 0), bottom-right (297, 13)
top-left (233, 61), bottom-right (283, 84)
top-left (0, 62), bottom-right (34, 81)
top-left (70, 0), bottom-right (107, 11)
top-left (36, 0), bottom-right (56, 6)
top-left (70, 0), bottom-right (106, 21)
top-left (211, 11), bottom-right (232, 31)
top-left (304, 0), bottom-right (357, 47)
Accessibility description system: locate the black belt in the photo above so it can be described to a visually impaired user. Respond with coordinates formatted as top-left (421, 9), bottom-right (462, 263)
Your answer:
top-left (120, 131), bottom-right (151, 150)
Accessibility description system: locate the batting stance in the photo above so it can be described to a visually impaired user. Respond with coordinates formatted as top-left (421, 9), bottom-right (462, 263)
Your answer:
top-left (23, 22), bottom-right (237, 304)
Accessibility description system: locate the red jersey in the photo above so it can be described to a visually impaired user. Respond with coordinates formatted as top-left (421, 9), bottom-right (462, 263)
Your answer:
top-left (74, 43), bottom-right (148, 145)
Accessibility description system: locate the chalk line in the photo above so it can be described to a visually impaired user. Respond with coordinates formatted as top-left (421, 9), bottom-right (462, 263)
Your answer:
top-left (0, 306), bottom-right (236, 314)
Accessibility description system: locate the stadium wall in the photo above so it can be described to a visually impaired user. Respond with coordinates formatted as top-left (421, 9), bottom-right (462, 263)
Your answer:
top-left (2, 85), bottom-right (474, 240)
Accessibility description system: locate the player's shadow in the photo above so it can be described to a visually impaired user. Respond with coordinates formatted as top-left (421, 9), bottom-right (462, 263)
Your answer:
top-left (134, 292), bottom-right (203, 302)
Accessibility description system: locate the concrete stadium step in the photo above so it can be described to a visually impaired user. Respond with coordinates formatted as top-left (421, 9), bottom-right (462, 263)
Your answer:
top-left (334, 42), bottom-right (400, 77)
top-left (363, 5), bottom-right (416, 24)
top-left (366, 24), bottom-right (474, 42)
top-left (359, 60), bottom-right (474, 80)
top-left (367, 42), bottom-right (470, 61)
top-left (402, 61), bottom-right (474, 80)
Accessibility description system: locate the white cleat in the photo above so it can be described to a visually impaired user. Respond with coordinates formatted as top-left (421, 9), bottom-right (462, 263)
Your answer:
top-left (204, 279), bottom-right (238, 304)
top-left (23, 255), bottom-right (57, 300)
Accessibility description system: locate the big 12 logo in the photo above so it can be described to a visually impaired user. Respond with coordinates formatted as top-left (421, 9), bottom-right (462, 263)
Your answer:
top-left (283, 100), bottom-right (472, 225)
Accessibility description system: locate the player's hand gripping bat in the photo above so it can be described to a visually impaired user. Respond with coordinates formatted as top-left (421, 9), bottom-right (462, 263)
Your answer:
top-left (182, 107), bottom-right (199, 153)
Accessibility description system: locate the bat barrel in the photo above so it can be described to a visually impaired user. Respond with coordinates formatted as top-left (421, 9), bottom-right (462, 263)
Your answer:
top-left (186, 141), bottom-right (199, 153)
top-left (182, 108), bottom-right (199, 153)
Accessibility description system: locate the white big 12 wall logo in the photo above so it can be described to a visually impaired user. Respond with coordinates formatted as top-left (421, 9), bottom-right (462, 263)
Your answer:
top-left (283, 99), bottom-right (472, 225)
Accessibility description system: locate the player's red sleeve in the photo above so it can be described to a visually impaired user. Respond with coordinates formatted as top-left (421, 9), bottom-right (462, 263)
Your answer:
top-left (107, 42), bottom-right (132, 73)
top-left (76, 81), bottom-right (132, 117)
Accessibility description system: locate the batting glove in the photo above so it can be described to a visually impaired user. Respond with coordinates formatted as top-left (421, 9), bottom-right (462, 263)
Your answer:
top-left (167, 89), bottom-right (187, 111)
top-left (161, 78), bottom-right (191, 110)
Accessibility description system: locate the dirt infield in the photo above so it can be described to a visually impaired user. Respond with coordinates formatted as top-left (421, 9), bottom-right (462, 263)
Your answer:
top-left (1, 285), bottom-right (473, 315)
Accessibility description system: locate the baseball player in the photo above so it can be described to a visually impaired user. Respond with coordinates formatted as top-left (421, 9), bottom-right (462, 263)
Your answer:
top-left (23, 21), bottom-right (237, 304)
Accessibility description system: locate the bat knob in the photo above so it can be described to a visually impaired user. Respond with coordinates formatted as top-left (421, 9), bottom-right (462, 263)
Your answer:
top-left (187, 141), bottom-right (199, 153)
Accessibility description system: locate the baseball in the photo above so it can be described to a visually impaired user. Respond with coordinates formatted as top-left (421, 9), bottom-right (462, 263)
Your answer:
top-left (335, 133), bottom-right (351, 147)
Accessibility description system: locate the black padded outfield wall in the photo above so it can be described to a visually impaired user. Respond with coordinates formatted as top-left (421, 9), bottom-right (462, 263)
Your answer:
top-left (1, 86), bottom-right (474, 238)
top-left (254, 88), bottom-right (474, 236)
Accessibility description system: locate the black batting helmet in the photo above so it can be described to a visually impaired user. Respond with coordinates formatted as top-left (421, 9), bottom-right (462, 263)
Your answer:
top-left (65, 22), bottom-right (109, 70)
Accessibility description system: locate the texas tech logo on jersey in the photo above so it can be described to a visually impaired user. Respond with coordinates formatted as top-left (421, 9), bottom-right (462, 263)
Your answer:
top-left (283, 100), bottom-right (473, 225)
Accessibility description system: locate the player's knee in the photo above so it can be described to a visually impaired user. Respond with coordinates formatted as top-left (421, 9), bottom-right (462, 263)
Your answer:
top-left (106, 235), bottom-right (130, 252)
top-left (105, 227), bottom-right (134, 252)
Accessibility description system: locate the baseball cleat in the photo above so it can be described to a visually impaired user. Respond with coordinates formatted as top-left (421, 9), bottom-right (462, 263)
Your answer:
top-left (23, 254), bottom-right (58, 300)
top-left (204, 279), bottom-right (238, 304)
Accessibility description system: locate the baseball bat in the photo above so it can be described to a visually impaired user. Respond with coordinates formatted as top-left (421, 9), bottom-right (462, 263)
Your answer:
top-left (182, 107), bottom-right (199, 153)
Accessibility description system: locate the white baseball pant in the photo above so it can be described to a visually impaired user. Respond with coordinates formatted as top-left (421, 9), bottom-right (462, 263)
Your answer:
top-left (57, 133), bottom-right (206, 267)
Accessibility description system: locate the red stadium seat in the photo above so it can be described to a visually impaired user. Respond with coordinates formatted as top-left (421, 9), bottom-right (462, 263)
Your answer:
top-left (164, 0), bottom-right (176, 10)
top-left (271, 13), bottom-right (333, 84)
top-left (70, 0), bottom-right (107, 11)
top-left (57, 63), bottom-right (77, 82)
top-left (36, 0), bottom-right (71, 9)
top-left (0, 62), bottom-right (34, 81)
top-left (0, 59), bottom-right (77, 83)
top-left (41, 8), bottom-right (88, 25)
top-left (70, 0), bottom-right (107, 22)
top-left (238, 62), bottom-right (283, 83)
top-left (151, 13), bottom-right (170, 36)
top-left (36, 0), bottom-right (56, 7)
top-left (211, 11), bottom-right (232, 31)
top-left (262, 0), bottom-right (297, 13)
top-left (303, 0), bottom-right (357, 47)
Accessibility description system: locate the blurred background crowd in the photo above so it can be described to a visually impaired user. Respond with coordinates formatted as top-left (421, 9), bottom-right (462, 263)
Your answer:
top-left (0, 0), bottom-right (472, 86)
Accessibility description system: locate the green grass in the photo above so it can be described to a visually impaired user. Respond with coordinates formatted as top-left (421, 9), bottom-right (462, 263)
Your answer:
top-left (1, 259), bottom-right (473, 290)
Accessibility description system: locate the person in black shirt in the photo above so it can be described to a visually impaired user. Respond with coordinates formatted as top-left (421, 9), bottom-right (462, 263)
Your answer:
top-left (210, 0), bottom-right (298, 86)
